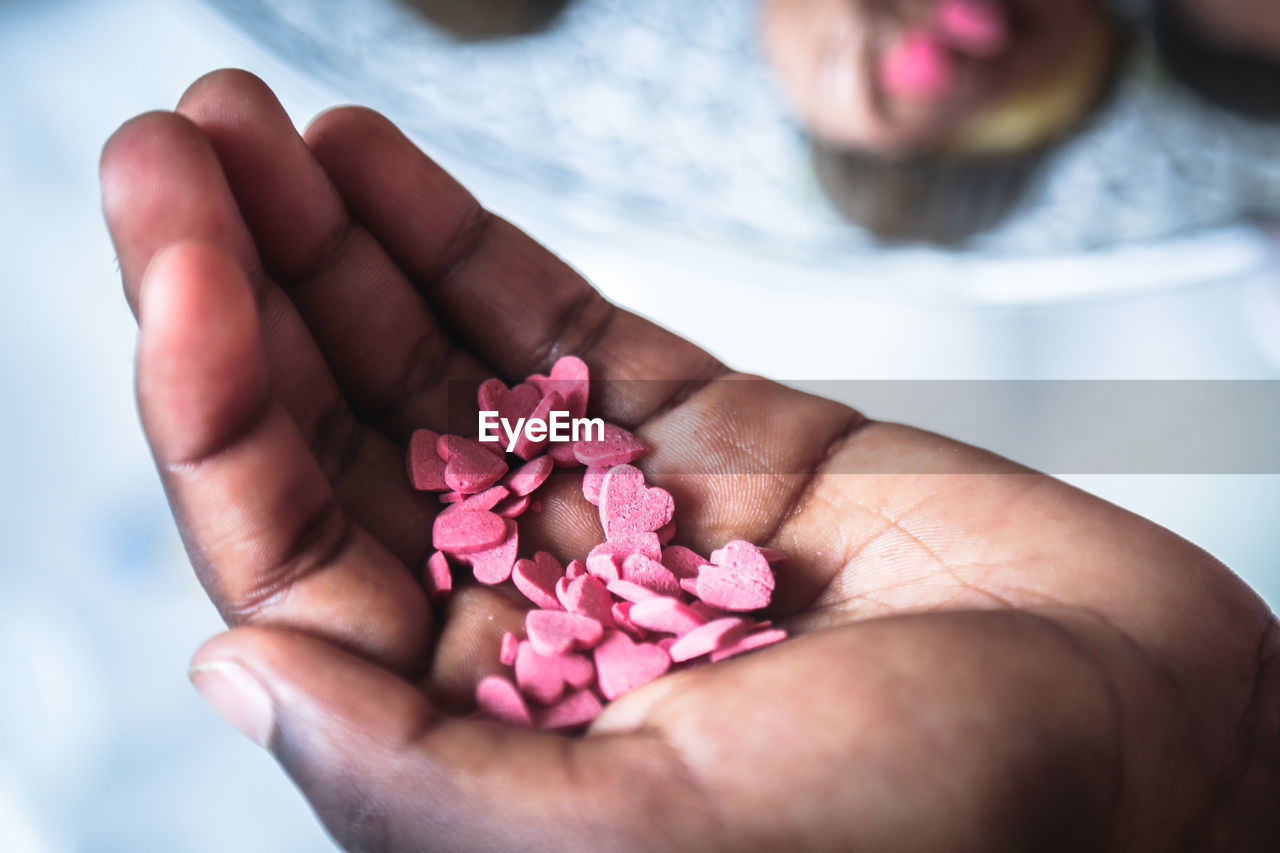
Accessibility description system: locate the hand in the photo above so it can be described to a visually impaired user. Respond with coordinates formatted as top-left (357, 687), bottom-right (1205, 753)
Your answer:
top-left (101, 70), bottom-right (1279, 851)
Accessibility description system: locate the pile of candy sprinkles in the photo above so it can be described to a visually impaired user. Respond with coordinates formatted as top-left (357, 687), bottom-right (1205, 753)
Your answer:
top-left (407, 357), bottom-right (786, 731)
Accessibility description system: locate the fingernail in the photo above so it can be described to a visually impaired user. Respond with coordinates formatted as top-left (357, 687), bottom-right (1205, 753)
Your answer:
top-left (189, 659), bottom-right (275, 749)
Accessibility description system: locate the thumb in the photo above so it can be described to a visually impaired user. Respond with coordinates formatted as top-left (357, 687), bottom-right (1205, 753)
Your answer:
top-left (188, 626), bottom-right (695, 852)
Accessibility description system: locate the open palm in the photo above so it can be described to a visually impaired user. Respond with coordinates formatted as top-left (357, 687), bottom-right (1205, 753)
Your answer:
top-left (101, 71), bottom-right (1279, 851)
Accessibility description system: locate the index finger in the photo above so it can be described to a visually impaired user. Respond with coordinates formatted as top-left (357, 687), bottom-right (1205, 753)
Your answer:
top-left (303, 107), bottom-right (730, 428)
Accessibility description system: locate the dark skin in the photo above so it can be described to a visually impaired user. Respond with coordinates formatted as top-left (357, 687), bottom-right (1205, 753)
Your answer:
top-left (101, 70), bottom-right (1280, 851)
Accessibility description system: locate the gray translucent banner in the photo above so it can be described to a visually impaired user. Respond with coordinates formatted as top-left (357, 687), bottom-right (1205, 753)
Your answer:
top-left (790, 380), bottom-right (1280, 475)
top-left (449, 380), bottom-right (1280, 475)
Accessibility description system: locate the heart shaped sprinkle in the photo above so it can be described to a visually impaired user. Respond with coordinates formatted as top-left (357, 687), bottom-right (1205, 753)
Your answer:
top-left (513, 551), bottom-right (564, 610)
top-left (432, 509), bottom-right (507, 555)
top-left (510, 390), bottom-right (565, 461)
top-left (689, 600), bottom-right (730, 622)
top-left (573, 423), bottom-right (647, 467)
top-left (656, 521), bottom-right (676, 545)
top-left (696, 540), bottom-right (775, 611)
top-left (709, 628), bottom-right (788, 663)
top-left (585, 552), bottom-right (621, 582)
top-left (536, 688), bottom-right (603, 731)
top-left (611, 601), bottom-right (647, 640)
top-left (668, 617), bottom-right (750, 663)
top-left (503, 455), bottom-right (554, 496)
top-left (525, 610), bottom-right (605, 656)
top-left (407, 429), bottom-right (448, 491)
top-left (606, 579), bottom-right (662, 603)
top-left (478, 378), bottom-right (543, 425)
top-left (515, 641), bottom-right (578, 705)
top-left (559, 651), bottom-right (596, 690)
top-left (437, 434), bottom-right (508, 494)
top-left (582, 464), bottom-right (609, 505)
top-left (475, 676), bottom-right (532, 727)
top-left (423, 551), bottom-right (452, 602)
top-left (547, 440), bottom-right (580, 467)
top-left (593, 630), bottom-right (671, 700)
top-left (461, 518), bottom-right (519, 584)
top-left (493, 494), bottom-right (532, 518)
top-left (528, 355), bottom-right (589, 419)
top-left (499, 631), bottom-right (520, 666)
top-left (556, 574), bottom-right (616, 626)
top-left (620, 553), bottom-right (681, 597)
top-left (586, 532), bottom-right (663, 580)
top-left (628, 596), bottom-right (706, 636)
top-left (448, 484), bottom-right (510, 513)
top-left (598, 465), bottom-right (674, 539)
top-left (661, 545), bottom-right (709, 579)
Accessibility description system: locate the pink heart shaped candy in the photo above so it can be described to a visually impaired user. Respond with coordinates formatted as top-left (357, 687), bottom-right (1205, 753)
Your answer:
top-left (582, 464), bottom-right (609, 505)
top-left (606, 579), bottom-right (662, 603)
top-left (611, 600), bottom-right (648, 640)
top-left (437, 434), bottom-right (508, 494)
top-left (510, 390), bottom-right (564, 461)
top-left (528, 355), bottom-right (589, 419)
top-left (407, 429), bottom-right (447, 491)
top-left (526, 609), bottom-right (605, 656)
top-left (628, 596), bottom-right (706, 636)
top-left (503, 455), bottom-right (554, 496)
top-left (475, 675), bottom-right (532, 727)
top-left (620, 553), bottom-right (681, 597)
top-left (695, 540), bottom-right (776, 611)
top-left (513, 551), bottom-right (564, 610)
top-left (661, 545), bottom-right (709, 579)
top-left (432, 509), bottom-right (507, 555)
top-left (598, 465), bottom-right (673, 540)
top-left (709, 627), bottom-right (788, 663)
top-left (547, 440), bottom-right (581, 468)
top-left (515, 641), bottom-right (571, 705)
top-left (593, 630), bottom-right (671, 700)
top-left (573, 423), bottom-right (647, 467)
top-left (493, 493), bottom-right (531, 518)
top-left (448, 484), bottom-right (510, 513)
top-left (667, 617), bottom-right (749, 662)
top-left (535, 688), bottom-right (602, 731)
top-left (499, 631), bottom-right (520, 666)
top-left (461, 518), bottom-right (518, 584)
top-left (585, 551), bottom-right (620, 582)
top-left (556, 574), bottom-right (615, 627)
top-left (423, 551), bottom-right (452, 602)
top-left (478, 378), bottom-right (542, 425)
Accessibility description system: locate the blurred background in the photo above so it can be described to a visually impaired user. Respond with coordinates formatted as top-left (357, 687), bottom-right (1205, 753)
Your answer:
top-left (1, 0), bottom-right (1277, 850)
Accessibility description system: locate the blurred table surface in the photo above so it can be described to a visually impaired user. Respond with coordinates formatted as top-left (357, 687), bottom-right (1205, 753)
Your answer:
top-left (0, 1), bottom-right (1277, 851)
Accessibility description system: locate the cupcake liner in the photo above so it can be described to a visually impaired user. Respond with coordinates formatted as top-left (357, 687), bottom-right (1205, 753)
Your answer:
top-left (404, 0), bottom-right (572, 42)
top-left (811, 142), bottom-right (1047, 245)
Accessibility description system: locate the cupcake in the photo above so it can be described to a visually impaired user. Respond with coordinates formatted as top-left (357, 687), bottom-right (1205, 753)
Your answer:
top-left (761, 0), bottom-right (1126, 244)
top-left (1152, 0), bottom-right (1280, 119)
top-left (404, 0), bottom-right (571, 42)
